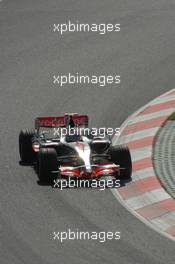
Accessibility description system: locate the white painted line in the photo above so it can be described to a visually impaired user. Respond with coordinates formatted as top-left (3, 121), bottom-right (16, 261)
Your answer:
top-left (149, 95), bottom-right (175, 105)
top-left (159, 88), bottom-right (175, 98)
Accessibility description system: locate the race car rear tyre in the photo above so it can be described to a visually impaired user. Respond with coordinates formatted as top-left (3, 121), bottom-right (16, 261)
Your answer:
top-left (38, 148), bottom-right (58, 182)
top-left (19, 129), bottom-right (35, 163)
top-left (109, 144), bottom-right (132, 180)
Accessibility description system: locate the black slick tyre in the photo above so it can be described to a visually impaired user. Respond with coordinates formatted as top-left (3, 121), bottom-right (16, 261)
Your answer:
top-left (38, 148), bottom-right (57, 182)
top-left (19, 129), bottom-right (35, 164)
top-left (109, 144), bottom-right (132, 180)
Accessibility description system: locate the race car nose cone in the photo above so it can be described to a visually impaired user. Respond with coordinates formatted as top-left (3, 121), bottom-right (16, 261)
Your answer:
top-left (80, 170), bottom-right (92, 178)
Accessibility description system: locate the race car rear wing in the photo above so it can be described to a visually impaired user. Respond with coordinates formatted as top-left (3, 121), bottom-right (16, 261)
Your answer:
top-left (35, 114), bottom-right (89, 129)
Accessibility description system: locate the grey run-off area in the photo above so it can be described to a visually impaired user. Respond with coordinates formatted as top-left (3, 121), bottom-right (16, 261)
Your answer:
top-left (154, 113), bottom-right (175, 198)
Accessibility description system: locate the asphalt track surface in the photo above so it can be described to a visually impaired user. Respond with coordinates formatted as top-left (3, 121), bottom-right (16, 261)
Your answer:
top-left (1, 0), bottom-right (175, 263)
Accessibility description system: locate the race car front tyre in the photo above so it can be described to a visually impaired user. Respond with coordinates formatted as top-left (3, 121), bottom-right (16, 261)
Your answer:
top-left (109, 144), bottom-right (132, 180)
top-left (19, 129), bottom-right (35, 163)
top-left (38, 148), bottom-right (58, 182)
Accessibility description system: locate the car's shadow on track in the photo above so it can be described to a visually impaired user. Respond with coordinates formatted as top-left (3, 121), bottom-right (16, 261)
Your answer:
top-left (37, 178), bottom-right (132, 189)
top-left (19, 161), bottom-right (52, 186)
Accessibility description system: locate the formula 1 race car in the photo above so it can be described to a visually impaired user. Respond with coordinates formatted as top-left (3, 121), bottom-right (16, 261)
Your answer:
top-left (19, 113), bottom-right (132, 183)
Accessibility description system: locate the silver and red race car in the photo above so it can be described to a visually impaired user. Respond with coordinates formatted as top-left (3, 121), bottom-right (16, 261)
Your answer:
top-left (19, 113), bottom-right (132, 183)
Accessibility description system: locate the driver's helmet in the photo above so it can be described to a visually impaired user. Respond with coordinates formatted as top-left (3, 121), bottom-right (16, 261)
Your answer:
top-left (65, 115), bottom-right (76, 128)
